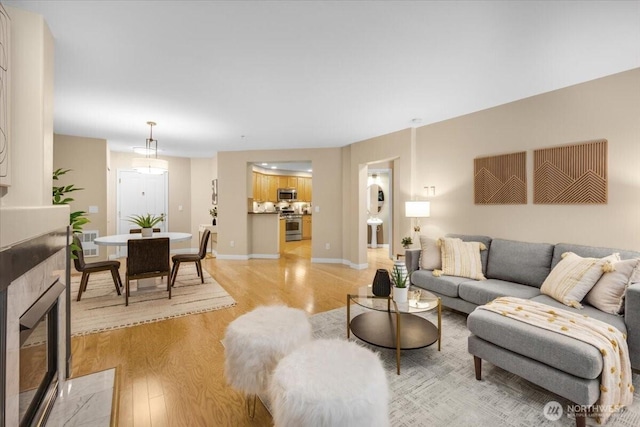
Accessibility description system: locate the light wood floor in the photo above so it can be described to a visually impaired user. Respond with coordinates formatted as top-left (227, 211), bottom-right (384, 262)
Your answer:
top-left (69, 241), bottom-right (395, 426)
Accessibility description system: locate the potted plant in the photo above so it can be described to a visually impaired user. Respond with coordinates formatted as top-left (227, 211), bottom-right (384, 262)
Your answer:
top-left (52, 168), bottom-right (90, 258)
top-left (128, 213), bottom-right (165, 237)
top-left (209, 206), bottom-right (218, 225)
top-left (390, 263), bottom-right (412, 303)
top-left (401, 236), bottom-right (413, 249)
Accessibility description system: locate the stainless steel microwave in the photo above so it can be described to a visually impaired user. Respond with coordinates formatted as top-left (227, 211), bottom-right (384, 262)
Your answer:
top-left (277, 188), bottom-right (298, 201)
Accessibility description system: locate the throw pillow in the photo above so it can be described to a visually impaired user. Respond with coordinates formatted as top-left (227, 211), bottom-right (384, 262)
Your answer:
top-left (586, 258), bottom-right (640, 314)
top-left (433, 237), bottom-right (487, 280)
top-left (540, 252), bottom-right (618, 308)
top-left (419, 235), bottom-right (442, 270)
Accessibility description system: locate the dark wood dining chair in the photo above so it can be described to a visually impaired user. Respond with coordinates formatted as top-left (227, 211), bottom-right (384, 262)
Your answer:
top-left (125, 237), bottom-right (170, 306)
top-left (129, 228), bottom-right (161, 233)
top-left (72, 235), bottom-right (123, 301)
top-left (170, 229), bottom-right (210, 287)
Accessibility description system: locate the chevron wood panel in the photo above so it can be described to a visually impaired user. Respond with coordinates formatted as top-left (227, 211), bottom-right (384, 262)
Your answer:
top-left (533, 139), bottom-right (607, 204)
top-left (474, 151), bottom-right (526, 204)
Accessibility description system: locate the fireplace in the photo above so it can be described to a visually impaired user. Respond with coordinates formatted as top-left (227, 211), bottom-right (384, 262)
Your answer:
top-left (18, 279), bottom-right (64, 426)
top-left (0, 211), bottom-right (70, 427)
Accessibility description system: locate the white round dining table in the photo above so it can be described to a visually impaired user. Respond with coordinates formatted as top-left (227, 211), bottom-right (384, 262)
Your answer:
top-left (94, 232), bottom-right (192, 246)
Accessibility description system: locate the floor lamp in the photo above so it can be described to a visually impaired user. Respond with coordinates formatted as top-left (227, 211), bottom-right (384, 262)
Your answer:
top-left (405, 201), bottom-right (431, 237)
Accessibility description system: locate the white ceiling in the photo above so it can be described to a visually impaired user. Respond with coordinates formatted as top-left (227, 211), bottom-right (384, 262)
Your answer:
top-left (8, 1), bottom-right (640, 159)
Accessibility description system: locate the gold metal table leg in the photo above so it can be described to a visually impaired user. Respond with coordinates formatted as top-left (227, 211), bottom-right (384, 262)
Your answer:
top-left (393, 300), bottom-right (401, 375)
top-left (347, 294), bottom-right (351, 339)
top-left (438, 297), bottom-right (442, 351)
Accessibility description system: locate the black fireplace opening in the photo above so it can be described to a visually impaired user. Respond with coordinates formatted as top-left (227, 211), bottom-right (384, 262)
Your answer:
top-left (19, 279), bottom-right (64, 427)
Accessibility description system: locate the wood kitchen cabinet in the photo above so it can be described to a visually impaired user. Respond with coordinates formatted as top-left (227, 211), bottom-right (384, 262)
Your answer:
top-left (268, 175), bottom-right (279, 202)
top-left (252, 172), bottom-right (261, 200)
top-left (298, 177), bottom-right (312, 202)
top-left (260, 173), bottom-right (269, 202)
top-left (253, 172), bottom-right (312, 202)
top-left (278, 176), bottom-right (289, 189)
top-left (302, 215), bottom-right (312, 239)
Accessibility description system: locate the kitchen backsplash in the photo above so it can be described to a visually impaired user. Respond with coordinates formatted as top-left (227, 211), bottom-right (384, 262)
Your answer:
top-left (253, 201), bottom-right (312, 214)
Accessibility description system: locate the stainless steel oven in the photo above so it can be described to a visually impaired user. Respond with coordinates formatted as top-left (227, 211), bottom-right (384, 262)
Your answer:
top-left (283, 214), bottom-right (302, 241)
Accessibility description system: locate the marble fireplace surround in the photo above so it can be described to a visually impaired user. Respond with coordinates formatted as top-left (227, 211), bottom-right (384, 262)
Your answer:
top-left (0, 206), bottom-right (70, 427)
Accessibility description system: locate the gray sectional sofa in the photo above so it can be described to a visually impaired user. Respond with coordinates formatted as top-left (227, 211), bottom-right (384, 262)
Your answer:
top-left (405, 234), bottom-right (640, 426)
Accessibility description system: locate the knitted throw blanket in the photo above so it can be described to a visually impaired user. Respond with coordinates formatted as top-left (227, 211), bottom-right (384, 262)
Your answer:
top-left (477, 297), bottom-right (633, 425)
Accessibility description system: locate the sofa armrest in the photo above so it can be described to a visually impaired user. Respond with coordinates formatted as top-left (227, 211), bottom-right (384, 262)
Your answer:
top-left (405, 249), bottom-right (420, 273)
top-left (625, 283), bottom-right (640, 370)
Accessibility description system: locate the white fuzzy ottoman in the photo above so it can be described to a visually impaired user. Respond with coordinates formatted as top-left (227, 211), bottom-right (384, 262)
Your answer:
top-left (270, 339), bottom-right (389, 427)
top-left (223, 305), bottom-right (312, 397)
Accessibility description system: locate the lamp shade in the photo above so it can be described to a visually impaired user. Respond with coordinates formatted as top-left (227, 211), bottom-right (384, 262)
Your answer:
top-left (405, 200), bottom-right (430, 218)
top-left (132, 157), bottom-right (168, 174)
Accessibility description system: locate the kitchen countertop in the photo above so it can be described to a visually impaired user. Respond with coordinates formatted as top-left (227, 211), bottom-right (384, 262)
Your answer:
top-left (248, 211), bottom-right (279, 214)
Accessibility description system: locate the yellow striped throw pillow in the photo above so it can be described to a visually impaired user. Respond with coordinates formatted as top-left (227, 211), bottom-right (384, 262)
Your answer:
top-left (540, 252), bottom-right (618, 308)
top-left (433, 238), bottom-right (487, 280)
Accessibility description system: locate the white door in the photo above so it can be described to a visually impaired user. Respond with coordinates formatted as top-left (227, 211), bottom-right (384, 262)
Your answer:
top-left (117, 170), bottom-right (168, 255)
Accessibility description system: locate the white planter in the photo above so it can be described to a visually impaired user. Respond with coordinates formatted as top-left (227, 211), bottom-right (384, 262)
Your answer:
top-left (393, 286), bottom-right (408, 303)
top-left (141, 228), bottom-right (153, 237)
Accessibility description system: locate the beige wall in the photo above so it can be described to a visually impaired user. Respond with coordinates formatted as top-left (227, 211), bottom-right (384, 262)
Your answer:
top-left (190, 156), bottom-right (217, 247)
top-left (1, 7), bottom-right (53, 206)
top-left (414, 68), bottom-right (640, 250)
top-left (217, 148), bottom-right (342, 260)
top-left (53, 134), bottom-right (108, 259)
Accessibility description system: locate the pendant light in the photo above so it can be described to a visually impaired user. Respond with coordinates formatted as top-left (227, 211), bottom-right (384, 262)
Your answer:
top-left (132, 121), bottom-right (168, 174)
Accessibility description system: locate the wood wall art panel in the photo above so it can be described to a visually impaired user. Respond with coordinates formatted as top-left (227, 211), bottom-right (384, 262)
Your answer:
top-left (533, 139), bottom-right (607, 204)
top-left (474, 151), bottom-right (527, 204)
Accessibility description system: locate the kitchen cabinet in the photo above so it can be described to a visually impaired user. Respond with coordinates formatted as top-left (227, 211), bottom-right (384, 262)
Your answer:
top-left (268, 175), bottom-right (279, 202)
top-left (287, 176), bottom-right (298, 189)
top-left (302, 215), bottom-right (312, 239)
top-left (298, 177), bottom-right (312, 202)
top-left (252, 172), bottom-right (261, 201)
top-left (254, 172), bottom-right (312, 202)
top-left (278, 176), bottom-right (289, 190)
top-left (260, 173), bottom-right (269, 202)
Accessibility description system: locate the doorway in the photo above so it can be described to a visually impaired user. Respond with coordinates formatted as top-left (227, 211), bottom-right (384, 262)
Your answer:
top-left (116, 170), bottom-right (168, 255)
top-left (367, 167), bottom-right (393, 260)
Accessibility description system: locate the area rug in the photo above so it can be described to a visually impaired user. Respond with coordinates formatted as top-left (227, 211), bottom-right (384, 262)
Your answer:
top-left (69, 264), bottom-right (235, 336)
top-left (305, 306), bottom-right (640, 427)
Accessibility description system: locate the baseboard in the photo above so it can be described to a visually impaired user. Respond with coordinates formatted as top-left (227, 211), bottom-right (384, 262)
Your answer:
top-left (309, 258), bottom-right (368, 270)
top-left (249, 254), bottom-right (280, 259)
top-left (216, 254), bottom-right (250, 260)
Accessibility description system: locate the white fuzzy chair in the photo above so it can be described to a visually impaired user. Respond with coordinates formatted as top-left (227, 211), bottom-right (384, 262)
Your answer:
top-left (270, 338), bottom-right (389, 427)
top-left (222, 305), bottom-right (312, 416)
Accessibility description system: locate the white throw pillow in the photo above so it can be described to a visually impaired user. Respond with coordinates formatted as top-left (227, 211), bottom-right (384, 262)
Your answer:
top-left (433, 237), bottom-right (486, 280)
top-left (419, 235), bottom-right (442, 270)
top-left (586, 258), bottom-right (640, 314)
top-left (540, 252), bottom-right (618, 308)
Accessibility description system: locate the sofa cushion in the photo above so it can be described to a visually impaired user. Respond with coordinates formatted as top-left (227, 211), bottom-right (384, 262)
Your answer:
top-left (530, 295), bottom-right (627, 335)
top-left (468, 308), bottom-right (604, 379)
top-left (410, 270), bottom-right (466, 298)
top-left (552, 243), bottom-right (640, 269)
top-left (446, 234), bottom-right (492, 273)
top-left (485, 238), bottom-right (554, 288)
top-left (586, 258), bottom-right (640, 314)
top-left (458, 279), bottom-right (541, 306)
top-left (541, 252), bottom-right (617, 308)
top-left (419, 235), bottom-right (441, 270)
top-left (435, 237), bottom-right (487, 280)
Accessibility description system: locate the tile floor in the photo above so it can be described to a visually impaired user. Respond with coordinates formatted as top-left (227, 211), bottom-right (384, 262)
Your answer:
top-left (46, 369), bottom-right (115, 426)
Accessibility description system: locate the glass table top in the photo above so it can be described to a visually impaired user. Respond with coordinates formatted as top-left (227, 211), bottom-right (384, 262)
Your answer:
top-left (349, 285), bottom-right (439, 314)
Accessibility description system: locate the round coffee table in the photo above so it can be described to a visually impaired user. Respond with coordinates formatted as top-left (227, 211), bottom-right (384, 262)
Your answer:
top-left (347, 285), bottom-right (441, 375)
